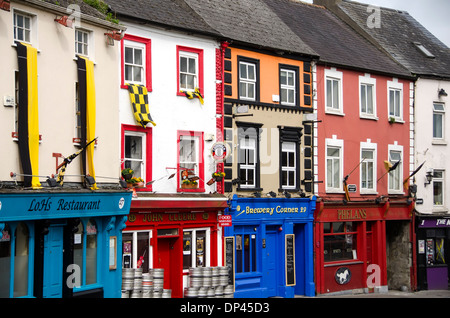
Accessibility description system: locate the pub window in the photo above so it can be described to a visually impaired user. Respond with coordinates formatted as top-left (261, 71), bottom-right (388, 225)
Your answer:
top-left (235, 227), bottom-right (257, 273)
top-left (74, 218), bottom-right (98, 287)
top-left (122, 231), bottom-right (151, 272)
top-left (323, 222), bottom-right (358, 262)
top-left (0, 224), bottom-right (11, 298)
top-left (183, 229), bottom-right (208, 269)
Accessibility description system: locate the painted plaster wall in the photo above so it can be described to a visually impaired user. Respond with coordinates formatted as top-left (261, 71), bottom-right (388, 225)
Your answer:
top-left (117, 23), bottom-right (220, 193)
top-left (314, 65), bottom-right (413, 198)
top-left (414, 77), bottom-right (450, 214)
top-left (0, 2), bottom-right (121, 185)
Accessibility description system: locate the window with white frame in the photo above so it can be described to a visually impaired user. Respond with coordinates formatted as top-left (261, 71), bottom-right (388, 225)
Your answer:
top-left (179, 51), bottom-right (198, 92)
top-left (359, 75), bottom-right (376, 118)
top-left (13, 11), bottom-right (32, 43)
top-left (239, 61), bottom-right (257, 101)
top-left (361, 147), bottom-right (376, 192)
top-left (183, 229), bottom-right (209, 269)
top-left (280, 69), bottom-right (296, 106)
top-left (179, 135), bottom-right (199, 181)
top-left (178, 131), bottom-right (204, 190)
top-left (326, 138), bottom-right (343, 192)
top-left (124, 131), bottom-right (146, 182)
top-left (239, 136), bottom-right (256, 188)
top-left (388, 145), bottom-right (403, 192)
top-left (122, 231), bottom-right (152, 272)
top-left (124, 43), bottom-right (145, 85)
top-left (433, 103), bottom-right (445, 139)
top-left (325, 69), bottom-right (343, 113)
top-left (433, 170), bottom-right (444, 206)
top-left (388, 80), bottom-right (403, 121)
top-left (281, 142), bottom-right (296, 189)
top-left (75, 28), bottom-right (89, 56)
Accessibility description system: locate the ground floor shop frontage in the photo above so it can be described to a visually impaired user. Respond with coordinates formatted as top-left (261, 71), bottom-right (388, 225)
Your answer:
top-left (416, 215), bottom-right (450, 291)
top-left (122, 193), bottom-right (228, 298)
top-left (0, 190), bottom-right (132, 298)
top-left (314, 199), bottom-right (416, 295)
top-left (224, 195), bottom-right (317, 298)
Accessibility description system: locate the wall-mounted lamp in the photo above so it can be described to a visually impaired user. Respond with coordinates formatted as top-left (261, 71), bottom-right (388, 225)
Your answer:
top-left (252, 192), bottom-right (261, 198)
top-left (424, 169), bottom-right (433, 186)
top-left (438, 88), bottom-right (448, 97)
top-left (268, 191), bottom-right (277, 198)
top-left (283, 191), bottom-right (291, 198)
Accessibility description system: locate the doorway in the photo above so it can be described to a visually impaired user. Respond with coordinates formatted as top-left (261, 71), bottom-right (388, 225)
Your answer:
top-left (265, 226), bottom-right (279, 297)
top-left (43, 225), bottom-right (64, 298)
top-left (157, 235), bottom-right (182, 297)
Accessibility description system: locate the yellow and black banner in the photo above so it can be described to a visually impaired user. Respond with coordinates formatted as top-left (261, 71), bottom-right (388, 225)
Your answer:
top-left (77, 56), bottom-right (98, 190)
top-left (17, 42), bottom-right (41, 188)
top-left (127, 84), bottom-right (156, 127)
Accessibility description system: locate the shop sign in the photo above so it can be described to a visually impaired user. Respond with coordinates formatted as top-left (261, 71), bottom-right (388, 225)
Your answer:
top-left (419, 218), bottom-right (450, 228)
top-left (218, 215), bottom-right (232, 227)
top-left (337, 209), bottom-right (367, 220)
top-left (335, 267), bottom-right (351, 285)
top-left (0, 192), bottom-right (131, 221)
top-left (128, 211), bottom-right (211, 224)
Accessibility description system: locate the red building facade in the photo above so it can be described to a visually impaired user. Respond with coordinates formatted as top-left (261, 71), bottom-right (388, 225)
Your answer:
top-left (313, 65), bottom-right (416, 294)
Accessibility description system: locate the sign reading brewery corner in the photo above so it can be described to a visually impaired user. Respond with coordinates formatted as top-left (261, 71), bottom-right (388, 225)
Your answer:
top-left (0, 192), bottom-right (132, 221)
top-left (229, 196), bottom-right (315, 221)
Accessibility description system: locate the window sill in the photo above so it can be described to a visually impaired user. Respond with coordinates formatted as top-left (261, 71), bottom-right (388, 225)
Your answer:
top-left (177, 188), bottom-right (205, 193)
top-left (325, 109), bottom-right (345, 116)
top-left (237, 187), bottom-right (263, 192)
top-left (12, 132), bottom-right (42, 143)
top-left (122, 84), bottom-right (152, 92)
top-left (432, 140), bottom-right (447, 146)
top-left (360, 115), bottom-right (378, 121)
top-left (11, 43), bottom-right (41, 53)
top-left (360, 190), bottom-right (378, 195)
top-left (324, 260), bottom-right (364, 267)
top-left (326, 189), bottom-right (344, 194)
top-left (388, 118), bottom-right (404, 124)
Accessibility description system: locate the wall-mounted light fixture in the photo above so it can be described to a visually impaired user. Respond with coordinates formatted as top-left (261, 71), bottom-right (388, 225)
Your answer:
top-left (438, 88), bottom-right (448, 97)
top-left (424, 169), bottom-right (433, 186)
top-left (283, 190), bottom-right (291, 198)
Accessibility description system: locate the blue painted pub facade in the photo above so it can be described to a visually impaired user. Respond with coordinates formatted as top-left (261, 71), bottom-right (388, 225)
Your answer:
top-left (0, 190), bottom-right (132, 298)
top-left (224, 195), bottom-right (316, 298)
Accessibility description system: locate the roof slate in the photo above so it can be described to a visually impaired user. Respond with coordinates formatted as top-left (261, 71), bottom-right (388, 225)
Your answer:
top-left (182, 0), bottom-right (318, 56)
top-left (263, 0), bottom-right (411, 77)
top-left (104, 0), bottom-right (219, 36)
top-left (337, 0), bottom-right (450, 78)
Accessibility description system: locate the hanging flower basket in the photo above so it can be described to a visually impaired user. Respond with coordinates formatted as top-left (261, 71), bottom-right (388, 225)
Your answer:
top-left (121, 168), bottom-right (133, 181)
top-left (212, 171), bottom-right (225, 182)
top-left (182, 179), bottom-right (198, 189)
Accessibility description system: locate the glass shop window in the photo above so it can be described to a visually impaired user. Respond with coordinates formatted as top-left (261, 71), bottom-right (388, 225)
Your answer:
top-left (235, 229), bottom-right (257, 273)
top-left (74, 219), bottom-right (98, 287)
top-left (14, 222), bottom-right (30, 297)
top-left (323, 222), bottom-right (358, 262)
top-left (122, 231), bottom-right (151, 272)
top-left (0, 224), bottom-right (11, 298)
top-left (183, 229), bottom-right (208, 269)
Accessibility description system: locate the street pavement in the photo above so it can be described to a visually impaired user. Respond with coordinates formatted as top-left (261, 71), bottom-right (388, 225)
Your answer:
top-left (315, 289), bottom-right (450, 298)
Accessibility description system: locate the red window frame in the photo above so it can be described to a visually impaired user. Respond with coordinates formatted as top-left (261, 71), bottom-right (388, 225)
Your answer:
top-left (121, 34), bottom-right (152, 91)
top-left (177, 130), bottom-right (205, 192)
top-left (121, 124), bottom-right (152, 192)
top-left (176, 45), bottom-right (204, 97)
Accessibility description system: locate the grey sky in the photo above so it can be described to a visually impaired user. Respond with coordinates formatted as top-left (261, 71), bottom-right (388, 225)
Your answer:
top-left (302, 0), bottom-right (450, 47)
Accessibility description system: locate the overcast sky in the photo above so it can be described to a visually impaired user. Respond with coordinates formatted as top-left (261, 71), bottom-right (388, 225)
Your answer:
top-left (302, 0), bottom-right (450, 47)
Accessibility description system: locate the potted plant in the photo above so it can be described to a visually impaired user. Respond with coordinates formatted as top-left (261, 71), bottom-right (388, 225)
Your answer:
top-left (212, 171), bottom-right (225, 182)
top-left (121, 168), bottom-right (133, 181)
top-left (127, 177), bottom-right (144, 188)
top-left (181, 179), bottom-right (198, 189)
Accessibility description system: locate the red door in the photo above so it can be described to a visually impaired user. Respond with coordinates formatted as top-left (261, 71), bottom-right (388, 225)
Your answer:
top-left (157, 236), bottom-right (182, 298)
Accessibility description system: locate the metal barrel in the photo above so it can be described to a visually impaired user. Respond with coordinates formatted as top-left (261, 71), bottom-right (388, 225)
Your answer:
top-left (184, 287), bottom-right (198, 298)
top-left (223, 285), bottom-right (234, 298)
top-left (162, 289), bottom-right (172, 298)
top-left (215, 286), bottom-right (223, 298)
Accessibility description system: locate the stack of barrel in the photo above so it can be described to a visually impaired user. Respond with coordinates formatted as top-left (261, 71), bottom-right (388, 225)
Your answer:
top-left (184, 266), bottom-right (234, 298)
top-left (121, 268), bottom-right (171, 298)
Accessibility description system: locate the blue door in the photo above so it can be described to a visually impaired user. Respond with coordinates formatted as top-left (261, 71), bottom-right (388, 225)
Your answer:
top-left (265, 228), bottom-right (279, 297)
top-left (43, 225), bottom-right (64, 298)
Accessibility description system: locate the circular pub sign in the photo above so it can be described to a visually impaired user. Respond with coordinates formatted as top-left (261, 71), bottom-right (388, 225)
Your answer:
top-left (211, 142), bottom-right (230, 162)
top-left (335, 267), bottom-right (351, 285)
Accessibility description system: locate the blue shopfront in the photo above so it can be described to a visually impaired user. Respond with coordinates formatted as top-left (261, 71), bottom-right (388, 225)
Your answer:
top-left (0, 190), bottom-right (132, 298)
top-left (224, 195), bottom-right (316, 298)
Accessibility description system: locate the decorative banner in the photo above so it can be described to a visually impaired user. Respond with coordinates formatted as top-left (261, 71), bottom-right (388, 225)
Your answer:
top-left (77, 56), bottom-right (98, 190)
top-left (127, 83), bottom-right (156, 127)
top-left (16, 42), bottom-right (41, 189)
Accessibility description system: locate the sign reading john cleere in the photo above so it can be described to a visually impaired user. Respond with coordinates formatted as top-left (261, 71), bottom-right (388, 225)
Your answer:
top-left (0, 192), bottom-right (131, 221)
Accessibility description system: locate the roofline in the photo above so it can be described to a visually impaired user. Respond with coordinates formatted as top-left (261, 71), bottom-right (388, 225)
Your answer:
top-left (16, 0), bottom-right (126, 31)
